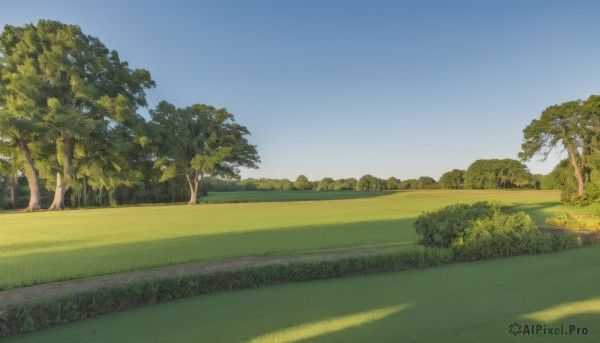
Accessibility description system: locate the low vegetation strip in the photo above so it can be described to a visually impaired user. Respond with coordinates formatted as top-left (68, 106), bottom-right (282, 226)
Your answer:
top-left (0, 246), bottom-right (454, 337)
top-left (0, 245), bottom-right (403, 308)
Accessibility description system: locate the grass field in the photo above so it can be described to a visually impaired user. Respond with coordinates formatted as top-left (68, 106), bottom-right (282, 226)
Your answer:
top-left (0, 190), bottom-right (581, 289)
top-left (7, 243), bottom-right (600, 342)
top-left (199, 190), bottom-right (390, 203)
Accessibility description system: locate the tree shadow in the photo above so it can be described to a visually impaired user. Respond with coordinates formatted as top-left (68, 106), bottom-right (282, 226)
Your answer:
top-left (199, 190), bottom-right (396, 203)
top-left (0, 217), bottom-right (419, 290)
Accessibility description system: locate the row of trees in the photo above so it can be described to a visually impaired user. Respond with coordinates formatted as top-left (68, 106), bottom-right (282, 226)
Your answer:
top-left (197, 158), bottom-right (538, 193)
top-left (0, 20), bottom-right (259, 210)
top-left (0, 154), bottom-right (544, 209)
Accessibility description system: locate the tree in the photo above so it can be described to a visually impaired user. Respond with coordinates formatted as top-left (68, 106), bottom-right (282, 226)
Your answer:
top-left (293, 175), bottom-right (312, 190)
top-left (0, 24), bottom-right (51, 210)
top-left (386, 177), bottom-right (400, 190)
top-left (0, 20), bottom-right (155, 210)
top-left (399, 179), bottom-right (418, 190)
top-left (317, 177), bottom-right (335, 191)
top-left (356, 174), bottom-right (382, 191)
top-left (464, 159), bottom-right (534, 189)
top-left (417, 176), bottom-right (437, 189)
top-left (519, 96), bottom-right (600, 196)
top-left (438, 169), bottom-right (465, 189)
top-left (332, 178), bottom-right (357, 190)
top-left (151, 101), bottom-right (259, 204)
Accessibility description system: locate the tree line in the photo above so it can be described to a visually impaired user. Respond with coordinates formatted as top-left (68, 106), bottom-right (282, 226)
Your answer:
top-left (184, 157), bottom-right (541, 194)
top-left (0, 20), bottom-right (259, 210)
top-left (2, 20), bottom-right (600, 210)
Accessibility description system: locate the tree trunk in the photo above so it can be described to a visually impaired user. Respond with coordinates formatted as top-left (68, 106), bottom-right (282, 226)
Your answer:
top-left (567, 146), bottom-right (586, 196)
top-left (83, 177), bottom-right (87, 208)
top-left (49, 138), bottom-right (75, 210)
top-left (9, 173), bottom-right (17, 208)
top-left (18, 142), bottom-right (42, 211)
top-left (48, 172), bottom-right (65, 210)
top-left (186, 174), bottom-right (199, 205)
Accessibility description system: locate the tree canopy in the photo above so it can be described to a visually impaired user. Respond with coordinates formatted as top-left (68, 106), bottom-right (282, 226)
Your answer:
top-left (150, 101), bottom-right (259, 204)
top-left (0, 20), bottom-right (155, 210)
top-left (464, 159), bottom-right (534, 189)
top-left (519, 96), bottom-right (600, 197)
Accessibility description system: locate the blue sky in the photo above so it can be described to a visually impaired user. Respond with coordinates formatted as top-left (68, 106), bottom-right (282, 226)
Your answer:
top-left (3, 0), bottom-right (600, 180)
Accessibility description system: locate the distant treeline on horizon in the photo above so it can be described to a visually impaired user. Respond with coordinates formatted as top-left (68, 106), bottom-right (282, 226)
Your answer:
top-left (205, 157), bottom-right (572, 194)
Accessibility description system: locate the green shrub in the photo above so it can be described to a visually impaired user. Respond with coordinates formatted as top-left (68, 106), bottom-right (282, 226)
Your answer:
top-left (414, 202), bottom-right (577, 260)
top-left (454, 211), bottom-right (550, 260)
top-left (560, 192), bottom-right (593, 207)
top-left (414, 201), bottom-right (512, 247)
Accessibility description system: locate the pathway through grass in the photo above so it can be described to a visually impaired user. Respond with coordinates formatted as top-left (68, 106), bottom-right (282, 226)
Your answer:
top-left (0, 190), bottom-right (569, 289)
top-left (7, 244), bottom-right (599, 342)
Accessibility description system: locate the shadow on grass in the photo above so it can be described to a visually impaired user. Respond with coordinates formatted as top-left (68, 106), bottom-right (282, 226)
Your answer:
top-left (0, 217), bottom-right (419, 290)
top-left (198, 190), bottom-right (396, 203)
top-left (8, 244), bottom-right (600, 342)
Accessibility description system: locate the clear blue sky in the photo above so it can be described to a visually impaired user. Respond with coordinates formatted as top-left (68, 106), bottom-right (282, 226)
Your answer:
top-left (3, 0), bottom-right (600, 181)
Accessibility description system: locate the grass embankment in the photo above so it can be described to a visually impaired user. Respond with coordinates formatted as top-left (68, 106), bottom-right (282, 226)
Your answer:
top-left (7, 243), bottom-right (599, 342)
top-left (0, 190), bottom-right (566, 289)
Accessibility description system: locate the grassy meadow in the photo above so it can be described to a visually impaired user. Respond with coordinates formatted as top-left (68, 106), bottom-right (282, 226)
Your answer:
top-left (7, 242), bottom-right (600, 342)
top-left (0, 190), bottom-right (580, 290)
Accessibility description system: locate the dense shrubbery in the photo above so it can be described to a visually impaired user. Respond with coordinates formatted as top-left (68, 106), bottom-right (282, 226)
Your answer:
top-left (0, 247), bottom-right (453, 337)
top-left (414, 202), bottom-right (577, 260)
top-left (414, 202), bottom-right (511, 247)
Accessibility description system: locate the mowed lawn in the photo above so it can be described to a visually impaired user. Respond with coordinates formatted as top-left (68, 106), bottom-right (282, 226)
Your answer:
top-left (0, 190), bottom-right (570, 289)
top-left (7, 243), bottom-right (600, 342)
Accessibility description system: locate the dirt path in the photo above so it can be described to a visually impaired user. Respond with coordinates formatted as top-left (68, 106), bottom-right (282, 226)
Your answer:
top-left (0, 245), bottom-right (401, 308)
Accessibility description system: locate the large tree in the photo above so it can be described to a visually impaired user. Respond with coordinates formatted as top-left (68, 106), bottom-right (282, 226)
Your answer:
top-left (438, 169), bottom-right (465, 189)
top-left (0, 24), bottom-right (49, 210)
top-left (150, 101), bottom-right (259, 205)
top-left (1, 20), bottom-right (154, 210)
top-left (464, 159), bottom-right (534, 189)
top-left (519, 96), bottom-right (600, 196)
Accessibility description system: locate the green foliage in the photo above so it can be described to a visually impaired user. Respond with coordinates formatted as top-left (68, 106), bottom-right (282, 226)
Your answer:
top-left (455, 212), bottom-right (550, 260)
top-left (356, 174), bottom-right (387, 191)
top-left (293, 175), bottom-right (312, 190)
top-left (8, 245), bottom-right (599, 343)
top-left (0, 247), bottom-right (453, 337)
top-left (149, 101), bottom-right (260, 203)
top-left (414, 202), bottom-right (509, 247)
top-left (464, 159), bottom-right (535, 189)
top-left (519, 95), bottom-right (600, 197)
top-left (316, 177), bottom-right (335, 191)
top-left (0, 189), bottom-right (568, 290)
top-left (417, 176), bottom-right (437, 189)
top-left (332, 178), bottom-right (357, 190)
top-left (386, 177), bottom-right (400, 190)
top-left (438, 169), bottom-right (465, 189)
top-left (414, 202), bottom-right (573, 260)
top-left (545, 213), bottom-right (587, 230)
top-left (561, 193), bottom-right (593, 207)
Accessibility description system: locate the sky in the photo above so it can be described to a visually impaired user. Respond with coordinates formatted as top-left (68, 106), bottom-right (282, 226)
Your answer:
top-left (3, 0), bottom-right (600, 181)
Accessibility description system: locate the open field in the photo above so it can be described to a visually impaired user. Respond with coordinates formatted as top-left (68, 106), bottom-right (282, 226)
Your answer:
top-left (7, 242), bottom-right (600, 342)
top-left (199, 190), bottom-right (390, 203)
top-left (0, 190), bottom-right (577, 290)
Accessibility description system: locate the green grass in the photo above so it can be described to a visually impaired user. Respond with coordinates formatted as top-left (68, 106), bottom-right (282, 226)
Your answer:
top-left (0, 190), bottom-right (571, 289)
top-left (199, 190), bottom-right (390, 202)
top-left (7, 244), bottom-right (600, 342)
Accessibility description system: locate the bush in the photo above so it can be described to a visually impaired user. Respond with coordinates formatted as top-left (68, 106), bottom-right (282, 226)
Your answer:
top-left (561, 192), bottom-right (593, 207)
top-left (414, 202), bottom-right (511, 247)
top-left (454, 212), bottom-right (551, 260)
top-left (414, 202), bottom-right (573, 260)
